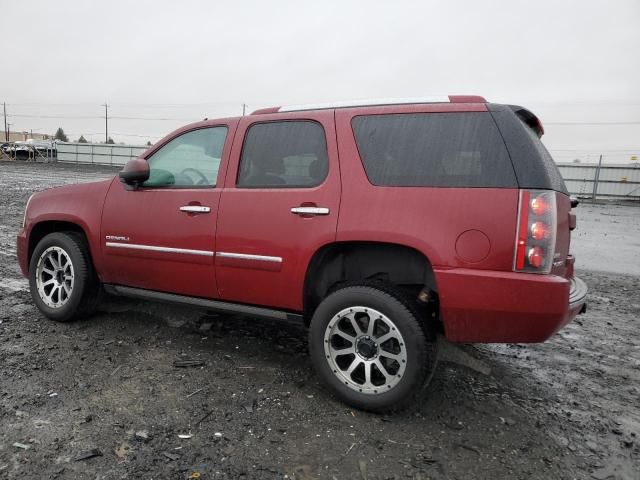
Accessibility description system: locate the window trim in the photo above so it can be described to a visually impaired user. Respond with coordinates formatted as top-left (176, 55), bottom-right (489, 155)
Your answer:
top-left (236, 119), bottom-right (329, 189)
top-left (140, 125), bottom-right (228, 190)
top-left (350, 111), bottom-right (517, 189)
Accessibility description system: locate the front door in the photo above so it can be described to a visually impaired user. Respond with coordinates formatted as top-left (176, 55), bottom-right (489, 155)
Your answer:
top-left (215, 111), bottom-right (341, 311)
top-left (100, 123), bottom-right (235, 298)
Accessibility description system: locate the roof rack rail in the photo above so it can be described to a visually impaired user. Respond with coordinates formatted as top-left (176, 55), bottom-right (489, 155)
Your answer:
top-left (251, 95), bottom-right (486, 115)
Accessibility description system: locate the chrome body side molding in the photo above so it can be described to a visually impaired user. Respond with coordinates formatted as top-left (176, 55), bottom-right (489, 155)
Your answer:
top-left (105, 242), bottom-right (214, 257)
top-left (215, 252), bottom-right (282, 263)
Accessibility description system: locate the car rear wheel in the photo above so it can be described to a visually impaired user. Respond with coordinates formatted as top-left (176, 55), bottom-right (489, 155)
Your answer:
top-left (309, 285), bottom-right (438, 412)
top-left (29, 232), bottom-right (99, 322)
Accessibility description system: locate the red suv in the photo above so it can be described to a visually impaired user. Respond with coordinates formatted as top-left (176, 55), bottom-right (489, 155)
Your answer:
top-left (17, 96), bottom-right (587, 411)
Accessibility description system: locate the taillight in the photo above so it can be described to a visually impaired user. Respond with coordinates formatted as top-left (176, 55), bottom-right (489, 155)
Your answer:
top-left (530, 196), bottom-right (548, 216)
top-left (530, 222), bottom-right (550, 240)
top-left (514, 190), bottom-right (557, 273)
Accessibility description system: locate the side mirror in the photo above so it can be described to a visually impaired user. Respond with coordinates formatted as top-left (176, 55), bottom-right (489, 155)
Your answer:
top-left (119, 158), bottom-right (150, 189)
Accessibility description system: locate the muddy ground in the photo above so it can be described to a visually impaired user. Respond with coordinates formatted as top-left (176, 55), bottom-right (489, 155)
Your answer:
top-left (0, 160), bottom-right (638, 480)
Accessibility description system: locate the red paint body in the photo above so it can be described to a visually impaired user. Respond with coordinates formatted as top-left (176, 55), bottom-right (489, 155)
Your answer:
top-left (214, 110), bottom-right (341, 310)
top-left (17, 99), bottom-right (585, 343)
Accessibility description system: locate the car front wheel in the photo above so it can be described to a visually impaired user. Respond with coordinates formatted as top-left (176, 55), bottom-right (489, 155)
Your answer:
top-left (309, 285), bottom-right (438, 412)
top-left (29, 232), bottom-right (99, 322)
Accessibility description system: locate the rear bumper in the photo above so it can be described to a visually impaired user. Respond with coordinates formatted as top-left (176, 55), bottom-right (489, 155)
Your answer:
top-left (436, 268), bottom-right (587, 343)
top-left (569, 276), bottom-right (588, 311)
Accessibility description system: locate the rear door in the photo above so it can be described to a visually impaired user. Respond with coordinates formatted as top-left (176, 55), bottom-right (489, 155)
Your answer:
top-left (100, 123), bottom-right (236, 298)
top-left (215, 110), bottom-right (340, 311)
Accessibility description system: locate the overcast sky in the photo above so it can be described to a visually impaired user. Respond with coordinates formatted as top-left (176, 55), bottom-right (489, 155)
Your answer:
top-left (3, 0), bottom-right (639, 163)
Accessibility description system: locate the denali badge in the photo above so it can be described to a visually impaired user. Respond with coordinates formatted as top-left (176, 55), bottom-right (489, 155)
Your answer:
top-left (105, 235), bottom-right (130, 242)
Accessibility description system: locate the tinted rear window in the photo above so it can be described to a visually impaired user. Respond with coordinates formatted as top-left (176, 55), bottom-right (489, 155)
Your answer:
top-left (487, 103), bottom-right (568, 194)
top-left (352, 112), bottom-right (516, 187)
top-left (518, 116), bottom-right (568, 193)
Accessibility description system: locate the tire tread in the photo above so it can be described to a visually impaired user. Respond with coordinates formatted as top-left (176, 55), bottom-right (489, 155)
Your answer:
top-left (309, 283), bottom-right (438, 413)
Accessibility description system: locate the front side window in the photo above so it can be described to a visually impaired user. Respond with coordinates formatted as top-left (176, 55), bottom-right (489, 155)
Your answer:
top-left (144, 127), bottom-right (228, 188)
top-left (237, 121), bottom-right (328, 188)
top-left (352, 112), bottom-right (516, 187)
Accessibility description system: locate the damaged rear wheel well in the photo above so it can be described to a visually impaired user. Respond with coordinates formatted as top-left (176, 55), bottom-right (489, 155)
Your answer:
top-left (303, 241), bottom-right (439, 325)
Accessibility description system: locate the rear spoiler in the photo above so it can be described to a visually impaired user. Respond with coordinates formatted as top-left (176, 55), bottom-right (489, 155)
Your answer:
top-left (508, 105), bottom-right (544, 137)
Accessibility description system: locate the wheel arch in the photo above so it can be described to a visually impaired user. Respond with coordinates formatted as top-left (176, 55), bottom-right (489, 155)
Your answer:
top-left (303, 241), bottom-right (439, 324)
top-left (28, 220), bottom-right (92, 267)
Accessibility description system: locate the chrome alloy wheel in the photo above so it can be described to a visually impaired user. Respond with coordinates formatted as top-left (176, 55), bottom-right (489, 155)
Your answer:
top-left (324, 306), bottom-right (407, 395)
top-left (35, 246), bottom-right (75, 308)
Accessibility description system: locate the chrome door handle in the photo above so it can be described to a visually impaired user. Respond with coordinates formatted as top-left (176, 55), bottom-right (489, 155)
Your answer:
top-left (179, 205), bottom-right (211, 213)
top-left (291, 206), bottom-right (330, 216)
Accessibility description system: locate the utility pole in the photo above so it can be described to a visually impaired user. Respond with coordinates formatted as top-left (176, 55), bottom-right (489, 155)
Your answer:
top-left (3, 102), bottom-right (7, 142)
top-left (242, 103), bottom-right (246, 116)
top-left (102, 103), bottom-right (109, 143)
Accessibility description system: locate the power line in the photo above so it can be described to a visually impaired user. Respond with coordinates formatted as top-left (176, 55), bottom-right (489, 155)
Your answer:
top-left (5, 99), bottom-right (640, 107)
top-left (5, 124), bottom-right (163, 138)
top-left (110, 116), bottom-right (196, 121)
top-left (8, 112), bottom-right (640, 125)
top-left (544, 121), bottom-right (640, 126)
top-left (4, 102), bottom-right (109, 107)
top-left (519, 100), bottom-right (640, 106)
top-left (7, 113), bottom-right (195, 121)
top-left (109, 101), bottom-right (251, 108)
top-left (4, 101), bottom-right (255, 107)
top-left (8, 114), bottom-right (103, 119)
top-left (105, 131), bottom-right (162, 138)
top-left (64, 132), bottom-right (161, 138)
top-left (549, 148), bottom-right (640, 152)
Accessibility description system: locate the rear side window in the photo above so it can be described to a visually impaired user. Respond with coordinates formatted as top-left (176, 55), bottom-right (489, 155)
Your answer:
top-left (352, 112), bottom-right (516, 187)
top-left (237, 121), bottom-right (328, 188)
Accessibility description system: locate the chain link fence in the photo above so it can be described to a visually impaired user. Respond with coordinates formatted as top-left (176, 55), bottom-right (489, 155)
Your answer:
top-left (2, 141), bottom-right (638, 201)
top-left (54, 142), bottom-right (148, 166)
top-left (557, 163), bottom-right (640, 200)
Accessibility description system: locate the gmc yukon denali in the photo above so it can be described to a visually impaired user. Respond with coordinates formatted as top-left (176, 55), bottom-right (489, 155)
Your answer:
top-left (17, 96), bottom-right (587, 412)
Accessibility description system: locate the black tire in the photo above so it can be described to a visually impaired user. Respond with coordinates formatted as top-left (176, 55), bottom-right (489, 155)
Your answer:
top-left (308, 285), bottom-right (438, 413)
top-left (28, 232), bottom-right (99, 322)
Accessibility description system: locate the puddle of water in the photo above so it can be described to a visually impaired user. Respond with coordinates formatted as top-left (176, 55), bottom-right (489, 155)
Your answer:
top-left (1, 278), bottom-right (28, 292)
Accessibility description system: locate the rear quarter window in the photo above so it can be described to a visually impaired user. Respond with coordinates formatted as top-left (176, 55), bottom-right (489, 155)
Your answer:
top-left (519, 117), bottom-right (568, 194)
top-left (352, 112), bottom-right (517, 187)
top-left (487, 103), bottom-right (568, 194)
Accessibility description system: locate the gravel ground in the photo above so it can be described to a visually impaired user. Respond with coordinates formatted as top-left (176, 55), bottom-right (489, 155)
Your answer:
top-left (571, 202), bottom-right (640, 277)
top-left (0, 160), bottom-right (638, 480)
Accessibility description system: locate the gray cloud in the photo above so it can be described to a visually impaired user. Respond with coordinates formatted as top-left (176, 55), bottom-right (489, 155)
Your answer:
top-left (3, 0), bottom-right (639, 162)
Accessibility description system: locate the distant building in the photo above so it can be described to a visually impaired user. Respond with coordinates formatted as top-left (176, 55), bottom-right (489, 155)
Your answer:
top-left (4, 131), bottom-right (50, 142)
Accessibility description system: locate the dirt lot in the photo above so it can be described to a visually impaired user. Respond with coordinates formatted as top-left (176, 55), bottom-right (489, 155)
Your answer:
top-left (0, 160), bottom-right (638, 480)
